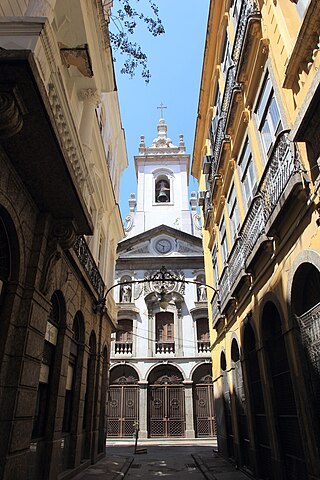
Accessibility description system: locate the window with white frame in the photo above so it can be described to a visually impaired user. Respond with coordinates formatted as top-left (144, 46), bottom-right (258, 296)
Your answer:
top-left (238, 137), bottom-right (257, 209)
top-left (212, 244), bottom-right (219, 286)
top-left (255, 73), bottom-right (283, 157)
top-left (219, 215), bottom-right (228, 265)
top-left (227, 183), bottom-right (240, 243)
top-left (220, 31), bottom-right (232, 79)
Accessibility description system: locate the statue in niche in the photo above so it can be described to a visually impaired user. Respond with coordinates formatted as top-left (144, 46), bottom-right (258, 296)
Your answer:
top-left (120, 284), bottom-right (132, 303)
top-left (197, 284), bottom-right (207, 302)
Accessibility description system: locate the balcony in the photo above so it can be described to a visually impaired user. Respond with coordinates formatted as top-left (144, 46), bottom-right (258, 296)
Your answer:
top-left (232, 0), bottom-right (261, 69)
top-left (155, 342), bottom-right (175, 354)
top-left (114, 342), bottom-right (133, 355)
top-left (73, 235), bottom-right (104, 298)
top-left (209, 66), bottom-right (238, 182)
top-left (197, 341), bottom-right (210, 354)
top-left (213, 131), bottom-right (306, 322)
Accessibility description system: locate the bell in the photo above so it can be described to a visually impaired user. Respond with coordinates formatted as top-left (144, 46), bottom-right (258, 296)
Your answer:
top-left (157, 188), bottom-right (169, 202)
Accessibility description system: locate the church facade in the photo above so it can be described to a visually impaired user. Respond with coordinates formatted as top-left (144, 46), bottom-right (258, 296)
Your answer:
top-left (107, 117), bottom-right (216, 439)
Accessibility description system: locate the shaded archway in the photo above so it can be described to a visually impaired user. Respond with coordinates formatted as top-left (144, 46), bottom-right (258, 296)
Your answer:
top-left (262, 301), bottom-right (307, 479)
top-left (61, 311), bottom-right (85, 471)
top-left (98, 346), bottom-right (108, 453)
top-left (148, 364), bottom-right (185, 437)
top-left (231, 338), bottom-right (251, 472)
top-left (82, 331), bottom-right (97, 459)
top-left (192, 363), bottom-right (216, 437)
top-left (107, 365), bottom-right (139, 438)
top-left (291, 262), bottom-right (320, 430)
top-left (0, 207), bottom-right (20, 363)
top-left (220, 350), bottom-right (234, 459)
top-left (243, 322), bottom-right (273, 479)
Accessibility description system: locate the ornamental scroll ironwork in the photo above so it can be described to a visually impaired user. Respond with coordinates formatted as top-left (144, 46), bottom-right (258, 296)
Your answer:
top-left (154, 374), bottom-right (183, 385)
top-left (143, 267), bottom-right (185, 296)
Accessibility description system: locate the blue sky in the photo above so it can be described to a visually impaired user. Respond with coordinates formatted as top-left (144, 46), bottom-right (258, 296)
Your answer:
top-left (111, 1), bottom-right (210, 217)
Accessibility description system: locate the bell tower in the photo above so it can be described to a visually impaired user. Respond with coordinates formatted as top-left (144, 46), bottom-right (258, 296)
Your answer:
top-left (124, 108), bottom-right (200, 237)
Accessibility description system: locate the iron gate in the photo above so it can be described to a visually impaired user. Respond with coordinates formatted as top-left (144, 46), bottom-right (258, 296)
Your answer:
top-left (194, 383), bottom-right (216, 437)
top-left (149, 384), bottom-right (185, 437)
top-left (106, 385), bottom-right (139, 437)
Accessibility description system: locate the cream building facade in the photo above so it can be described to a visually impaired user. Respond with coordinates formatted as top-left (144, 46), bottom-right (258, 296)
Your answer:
top-left (0, 1), bottom-right (127, 479)
top-left (192, 0), bottom-right (320, 479)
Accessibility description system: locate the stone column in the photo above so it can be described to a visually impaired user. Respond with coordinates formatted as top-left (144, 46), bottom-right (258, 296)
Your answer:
top-left (137, 381), bottom-right (148, 439)
top-left (79, 88), bottom-right (100, 160)
top-left (183, 380), bottom-right (195, 438)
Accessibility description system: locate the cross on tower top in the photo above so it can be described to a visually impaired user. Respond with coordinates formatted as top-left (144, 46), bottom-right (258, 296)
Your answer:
top-left (157, 102), bottom-right (167, 119)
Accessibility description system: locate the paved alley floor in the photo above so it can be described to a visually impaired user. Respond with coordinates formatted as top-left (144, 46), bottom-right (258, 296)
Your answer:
top-left (74, 440), bottom-right (250, 480)
top-left (116, 444), bottom-right (213, 479)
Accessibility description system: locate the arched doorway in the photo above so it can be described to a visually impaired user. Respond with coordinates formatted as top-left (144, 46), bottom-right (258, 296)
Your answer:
top-left (148, 365), bottom-right (185, 437)
top-left (107, 365), bottom-right (139, 438)
top-left (220, 351), bottom-right (234, 459)
top-left (231, 338), bottom-right (251, 472)
top-left (291, 262), bottom-right (320, 425)
top-left (243, 322), bottom-right (273, 479)
top-left (192, 363), bottom-right (216, 437)
top-left (0, 207), bottom-right (19, 322)
top-left (262, 301), bottom-right (307, 479)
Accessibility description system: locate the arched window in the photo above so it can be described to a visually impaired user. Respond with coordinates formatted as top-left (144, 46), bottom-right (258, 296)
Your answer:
top-left (155, 177), bottom-right (170, 203)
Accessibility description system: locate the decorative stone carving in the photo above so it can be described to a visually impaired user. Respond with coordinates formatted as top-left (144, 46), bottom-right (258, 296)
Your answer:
top-left (52, 220), bottom-right (77, 250)
top-left (79, 88), bottom-right (100, 106)
top-left (0, 86), bottom-right (26, 139)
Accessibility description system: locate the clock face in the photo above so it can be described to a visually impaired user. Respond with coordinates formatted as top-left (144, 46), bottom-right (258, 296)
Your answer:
top-left (155, 239), bottom-right (172, 254)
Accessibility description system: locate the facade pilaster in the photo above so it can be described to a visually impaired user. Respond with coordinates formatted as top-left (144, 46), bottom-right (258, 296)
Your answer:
top-left (137, 381), bottom-right (148, 439)
top-left (183, 380), bottom-right (195, 438)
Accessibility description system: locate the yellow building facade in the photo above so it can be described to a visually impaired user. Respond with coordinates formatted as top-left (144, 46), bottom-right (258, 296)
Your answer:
top-left (192, 0), bottom-right (320, 479)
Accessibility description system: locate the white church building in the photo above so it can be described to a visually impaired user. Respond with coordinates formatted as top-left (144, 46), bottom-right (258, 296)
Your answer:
top-left (107, 114), bottom-right (216, 439)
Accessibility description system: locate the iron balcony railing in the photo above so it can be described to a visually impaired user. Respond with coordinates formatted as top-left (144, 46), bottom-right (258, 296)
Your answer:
top-left (232, 0), bottom-right (260, 65)
top-left (208, 0), bottom-right (260, 183)
top-left (215, 131), bottom-right (301, 312)
top-left (114, 342), bottom-right (133, 354)
top-left (209, 66), bottom-right (237, 181)
top-left (211, 292), bottom-right (220, 323)
top-left (73, 235), bottom-right (105, 298)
